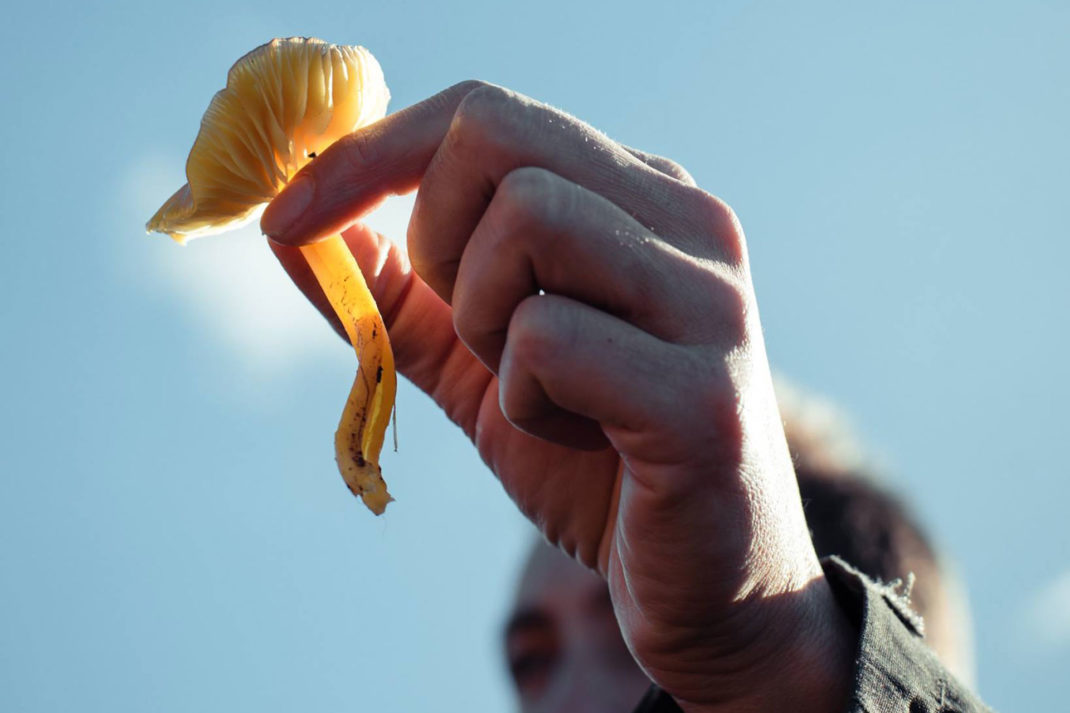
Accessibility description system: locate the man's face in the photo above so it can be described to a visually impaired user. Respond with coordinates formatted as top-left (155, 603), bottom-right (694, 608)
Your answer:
top-left (503, 542), bottom-right (651, 713)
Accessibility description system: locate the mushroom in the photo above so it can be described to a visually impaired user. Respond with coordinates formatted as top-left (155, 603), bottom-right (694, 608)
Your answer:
top-left (147, 37), bottom-right (396, 514)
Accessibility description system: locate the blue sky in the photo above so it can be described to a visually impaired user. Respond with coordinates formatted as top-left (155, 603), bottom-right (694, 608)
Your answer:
top-left (1, 1), bottom-right (1067, 710)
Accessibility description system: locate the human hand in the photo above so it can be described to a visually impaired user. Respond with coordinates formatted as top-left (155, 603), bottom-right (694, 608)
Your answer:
top-left (264, 82), bottom-right (854, 713)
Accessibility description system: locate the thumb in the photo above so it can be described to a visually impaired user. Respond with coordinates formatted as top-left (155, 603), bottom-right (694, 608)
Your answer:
top-left (269, 224), bottom-right (492, 438)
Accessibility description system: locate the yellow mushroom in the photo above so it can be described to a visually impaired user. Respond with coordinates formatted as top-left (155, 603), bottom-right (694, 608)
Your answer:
top-left (147, 37), bottom-right (397, 514)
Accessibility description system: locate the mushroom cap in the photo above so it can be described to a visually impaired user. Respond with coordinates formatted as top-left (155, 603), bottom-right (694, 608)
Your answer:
top-left (147, 38), bottom-right (389, 242)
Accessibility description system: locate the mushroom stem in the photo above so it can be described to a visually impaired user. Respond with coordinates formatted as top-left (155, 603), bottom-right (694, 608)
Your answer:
top-left (300, 235), bottom-right (397, 515)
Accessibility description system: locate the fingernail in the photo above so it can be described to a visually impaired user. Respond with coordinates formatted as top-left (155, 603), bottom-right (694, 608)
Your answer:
top-left (262, 174), bottom-right (314, 238)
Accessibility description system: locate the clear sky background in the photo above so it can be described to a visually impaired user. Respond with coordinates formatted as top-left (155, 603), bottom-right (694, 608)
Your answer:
top-left (1, 1), bottom-right (1067, 710)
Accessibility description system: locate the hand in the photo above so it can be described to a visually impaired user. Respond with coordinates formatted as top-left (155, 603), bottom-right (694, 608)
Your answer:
top-left (264, 82), bottom-right (854, 712)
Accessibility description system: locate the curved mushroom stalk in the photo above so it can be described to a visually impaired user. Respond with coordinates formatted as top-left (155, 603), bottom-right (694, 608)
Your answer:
top-left (146, 38), bottom-right (398, 514)
top-left (302, 235), bottom-right (396, 514)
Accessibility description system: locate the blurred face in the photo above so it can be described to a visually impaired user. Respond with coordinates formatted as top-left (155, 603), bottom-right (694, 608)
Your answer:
top-left (503, 542), bottom-right (651, 713)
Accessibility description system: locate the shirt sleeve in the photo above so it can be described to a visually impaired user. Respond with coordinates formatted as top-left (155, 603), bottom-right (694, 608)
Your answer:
top-left (629, 556), bottom-right (994, 713)
top-left (822, 556), bottom-right (995, 713)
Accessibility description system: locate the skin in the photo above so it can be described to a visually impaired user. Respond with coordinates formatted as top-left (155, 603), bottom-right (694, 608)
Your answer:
top-left (264, 81), bottom-right (855, 713)
top-left (506, 542), bottom-right (653, 713)
top-left (504, 540), bottom-right (973, 712)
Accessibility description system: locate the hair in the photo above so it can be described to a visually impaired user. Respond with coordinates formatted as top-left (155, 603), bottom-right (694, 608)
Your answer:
top-left (797, 467), bottom-right (940, 611)
top-left (775, 378), bottom-right (931, 571)
top-left (775, 377), bottom-right (975, 685)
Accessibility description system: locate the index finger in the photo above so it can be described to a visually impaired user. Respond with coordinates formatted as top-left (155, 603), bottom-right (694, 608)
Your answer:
top-left (261, 80), bottom-right (485, 244)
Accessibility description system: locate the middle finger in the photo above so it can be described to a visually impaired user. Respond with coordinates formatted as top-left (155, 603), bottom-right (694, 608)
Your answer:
top-left (407, 84), bottom-right (736, 302)
top-left (451, 167), bottom-right (746, 374)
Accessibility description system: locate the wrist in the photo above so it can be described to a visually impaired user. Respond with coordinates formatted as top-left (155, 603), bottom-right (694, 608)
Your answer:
top-left (676, 571), bottom-right (857, 713)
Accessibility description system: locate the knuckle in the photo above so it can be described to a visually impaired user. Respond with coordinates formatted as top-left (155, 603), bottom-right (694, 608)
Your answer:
top-left (651, 155), bottom-right (696, 185)
top-left (507, 298), bottom-right (548, 367)
top-left (453, 83), bottom-right (516, 137)
top-left (497, 369), bottom-right (533, 424)
top-left (336, 127), bottom-right (380, 173)
top-left (678, 185), bottom-right (745, 264)
top-left (496, 167), bottom-right (572, 232)
top-left (704, 274), bottom-right (750, 346)
top-left (450, 289), bottom-right (477, 340)
top-left (452, 314), bottom-right (488, 365)
top-left (424, 80), bottom-right (492, 124)
top-left (666, 263), bottom-right (750, 347)
top-left (450, 280), bottom-right (498, 354)
top-left (451, 78), bottom-right (494, 97)
top-left (690, 359), bottom-right (744, 443)
top-left (507, 296), bottom-right (564, 370)
top-left (625, 145), bottom-right (696, 185)
top-left (681, 185), bottom-right (733, 227)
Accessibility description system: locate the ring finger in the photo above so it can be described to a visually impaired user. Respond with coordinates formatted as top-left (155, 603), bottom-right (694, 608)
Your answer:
top-left (451, 166), bottom-right (746, 374)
